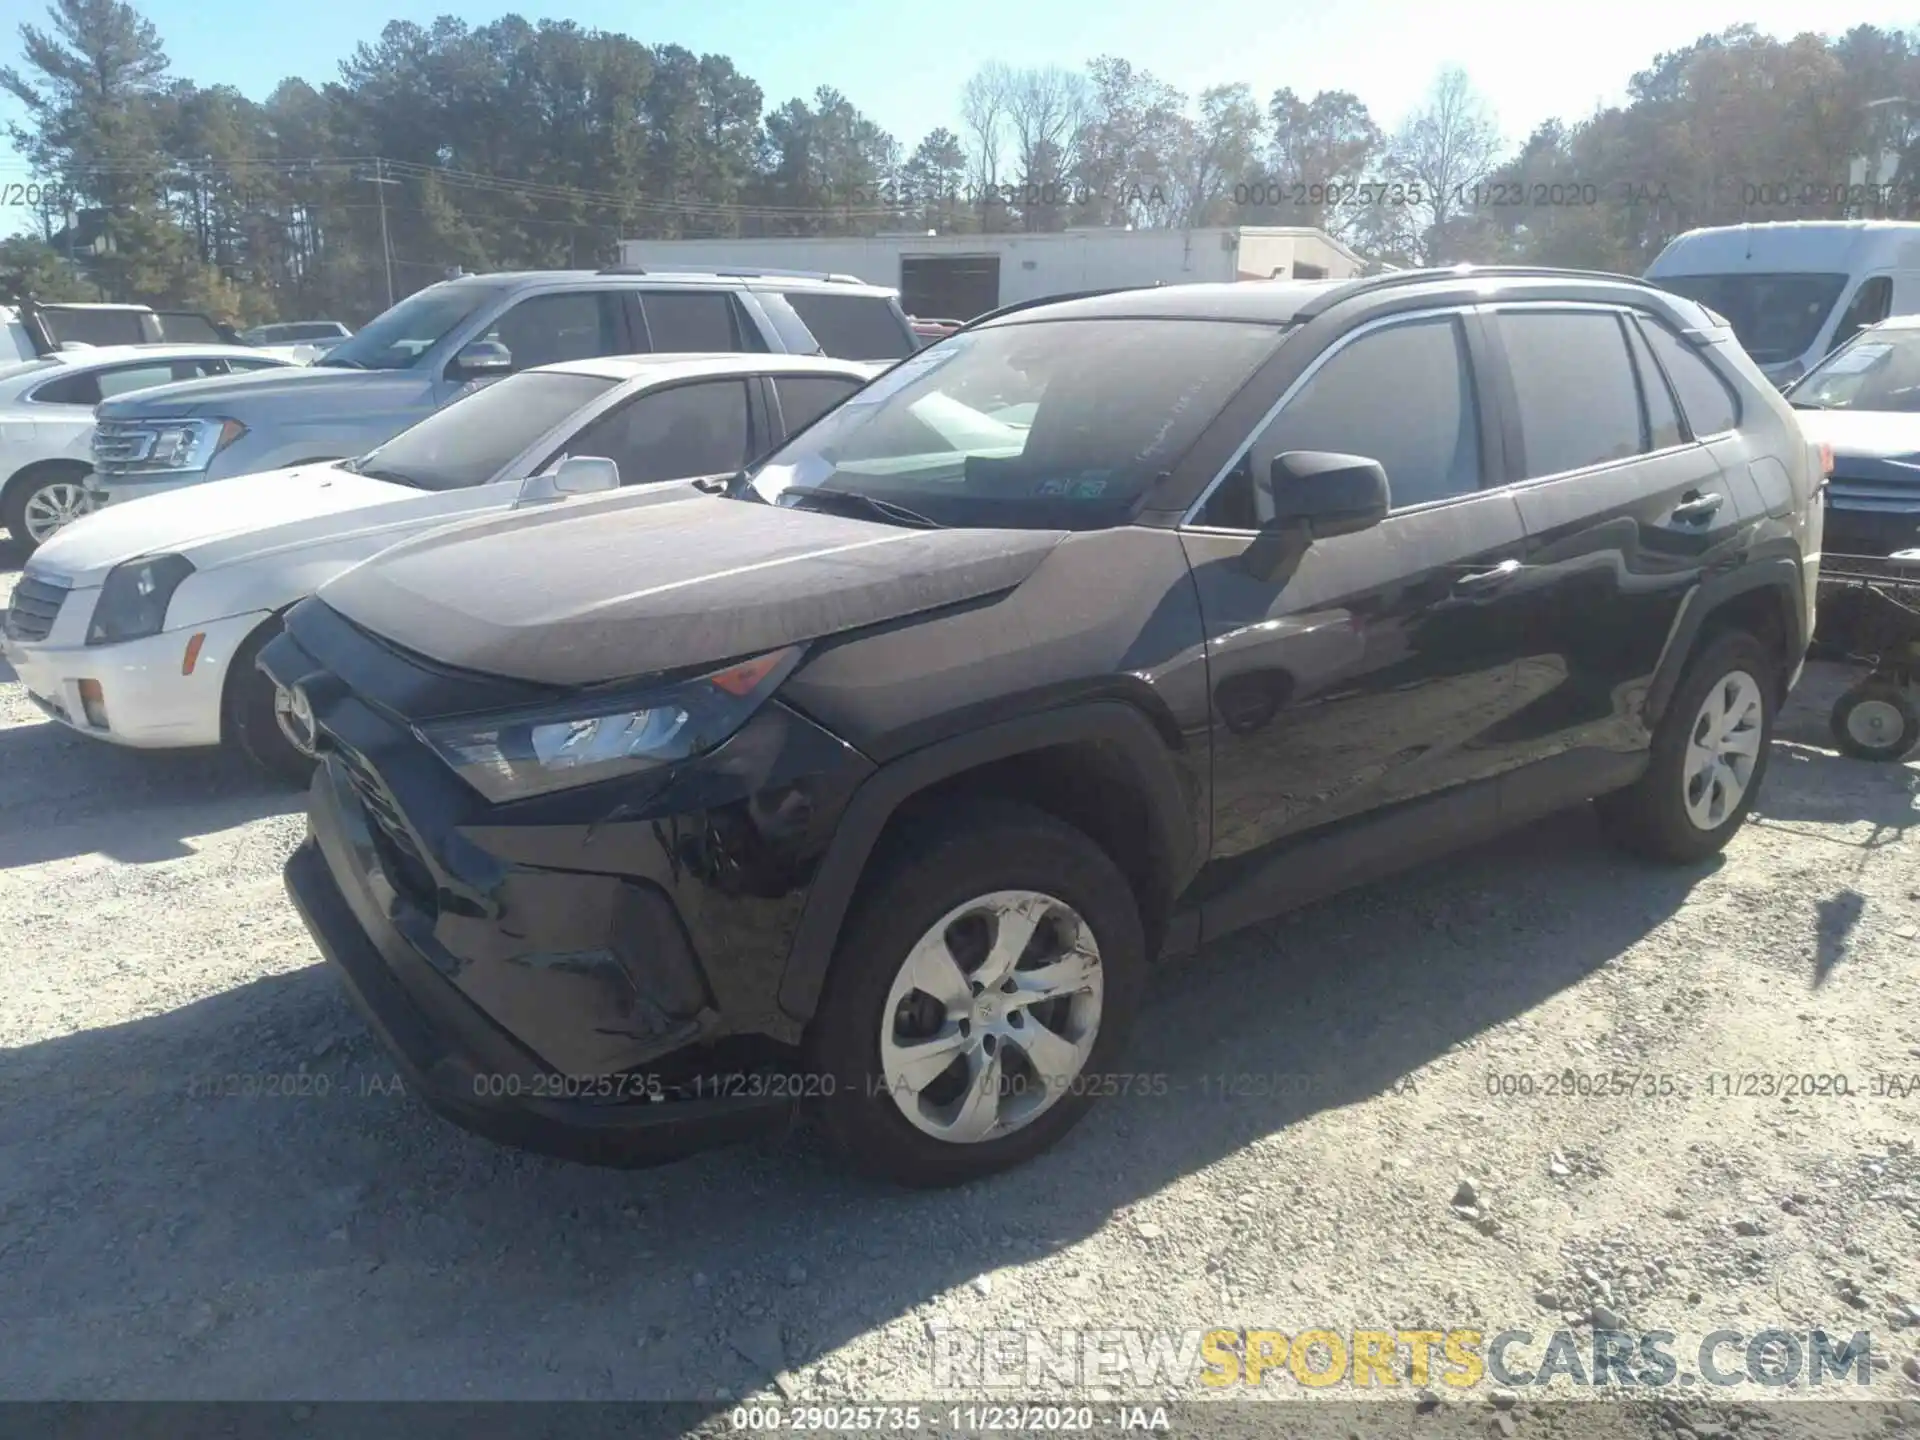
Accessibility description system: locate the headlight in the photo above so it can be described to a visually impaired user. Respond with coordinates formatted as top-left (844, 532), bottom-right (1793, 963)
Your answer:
top-left (87, 554), bottom-right (195, 645)
top-left (416, 646), bottom-right (804, 803)
top-left (96, 418), bottom-right (247, 474)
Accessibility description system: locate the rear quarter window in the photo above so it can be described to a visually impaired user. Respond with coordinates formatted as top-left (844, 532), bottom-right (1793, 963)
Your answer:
top-left (780, 291), bottom-right (914, 361)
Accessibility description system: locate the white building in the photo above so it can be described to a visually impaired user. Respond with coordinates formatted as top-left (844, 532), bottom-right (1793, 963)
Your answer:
top-left (617, 227), bottom-right (1365, 319)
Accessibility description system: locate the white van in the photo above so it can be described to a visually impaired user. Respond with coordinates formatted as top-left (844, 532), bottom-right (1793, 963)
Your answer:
top-left (1644, 221), bottom-right (1920, 389)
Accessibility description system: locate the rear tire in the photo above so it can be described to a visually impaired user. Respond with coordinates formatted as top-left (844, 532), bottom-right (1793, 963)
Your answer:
top-left (226, 621), bottom-right (315, 787)
top-left (1596, 630), bottom-right (1775, 864)
top-left (3, 463), bottom-right (92, 552)
top-left (1830, 680), bottom-right (1919, 762)
top-left (806, 799), bottom-right (1147, 1188)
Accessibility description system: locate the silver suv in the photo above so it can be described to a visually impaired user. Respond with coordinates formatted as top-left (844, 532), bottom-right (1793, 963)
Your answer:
top-left (88, 269), bottom-right (914, 503)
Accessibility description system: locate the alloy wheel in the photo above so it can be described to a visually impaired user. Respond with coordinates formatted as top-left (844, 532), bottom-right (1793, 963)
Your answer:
top-left (22, 481), bottom-right (91, 544)
top-left (879, 889), bottom-right (1104, 1145)
top-left (1683, 668), bottom-right (1764, 830)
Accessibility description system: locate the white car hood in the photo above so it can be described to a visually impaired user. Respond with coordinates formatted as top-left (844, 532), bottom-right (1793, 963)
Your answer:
top-left (1792, 408), bottom-right (1920, 460)
top-left (29, 464), bottom-right (500, 586)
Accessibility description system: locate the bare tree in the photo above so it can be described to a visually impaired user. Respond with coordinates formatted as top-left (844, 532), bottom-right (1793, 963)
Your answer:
top-left (959, 61), bottom-right (1013, 193)
top-left (1002, 65), bottom-right (1087, 228)
top-left (1389, 67), bottom-right (1504, 259)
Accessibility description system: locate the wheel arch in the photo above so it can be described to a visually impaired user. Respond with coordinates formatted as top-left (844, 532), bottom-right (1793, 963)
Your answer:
top-left (776, 700), bottom-right (1198, 1026)
top-left (216, 604), bottom-right (297, 744)
top-left (1644, 558), bottom-right (1804, 726)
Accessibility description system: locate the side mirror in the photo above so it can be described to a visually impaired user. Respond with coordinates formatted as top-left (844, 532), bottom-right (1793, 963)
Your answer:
top-left (451, 338), bottom-right (513, 378)
top-left (515, 455), bottom-right (621, 506)
top-left (1260, 451), bottom-right (1390, 539)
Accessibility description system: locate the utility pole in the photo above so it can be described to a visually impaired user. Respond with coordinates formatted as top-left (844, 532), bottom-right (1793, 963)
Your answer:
top-left (364, 158), bottom-right (399, 308)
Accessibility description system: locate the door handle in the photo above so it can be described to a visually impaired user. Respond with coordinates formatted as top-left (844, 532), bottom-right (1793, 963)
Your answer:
top-left (1453, 558), bottom-right (1522, 594)
top-left (1670, 492), bottom-right (1725, 524)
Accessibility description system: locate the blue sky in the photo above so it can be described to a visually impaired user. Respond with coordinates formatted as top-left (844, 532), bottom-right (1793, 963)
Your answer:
top-left (2, 0), bottom-right (1916, 183)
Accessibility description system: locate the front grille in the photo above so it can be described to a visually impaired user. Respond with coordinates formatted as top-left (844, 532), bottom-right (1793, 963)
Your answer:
top-left (5, 574), bottom-right (70, 643)
top-left (90, 421), bottom-right (158, 472)
top-left (335, 746), bottom-right (436, 902)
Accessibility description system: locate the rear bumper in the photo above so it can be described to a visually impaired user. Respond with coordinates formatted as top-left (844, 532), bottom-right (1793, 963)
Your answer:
top-left (285, 785), bottom-right (798, 1168)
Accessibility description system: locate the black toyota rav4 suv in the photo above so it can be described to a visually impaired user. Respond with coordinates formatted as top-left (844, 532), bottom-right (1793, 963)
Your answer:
top-left (263, 266), bottom-right (1825, 1187)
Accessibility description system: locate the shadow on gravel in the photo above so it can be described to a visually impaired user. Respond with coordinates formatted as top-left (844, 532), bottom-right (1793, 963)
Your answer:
top-left (0, 536), bottom-right (22, 576)
top-left (0, 718), bottom-right (300, 868)
top-left (0, 800), bottom-right (1702, 1402)
top-left (1813, 888), bottom-right (1868, 987)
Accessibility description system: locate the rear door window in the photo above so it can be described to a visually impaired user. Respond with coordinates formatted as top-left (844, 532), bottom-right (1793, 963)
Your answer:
top-left (36, 358), bottom-right (226, 405)
top-left (556, 378), bottom-right (753, 484)
top-left (1624, 319), bottom-right (1684, 450)
top-left (1639, 317), bottom-right (1742, 437)
top-left (780, 292), bottom-right (915, 360)
top-left (1494, 309), bottom-right (1645, 478)
top-left (772, 374), bottom-right (866, 436)
top-left (640, 292), bottom-right (756, 353)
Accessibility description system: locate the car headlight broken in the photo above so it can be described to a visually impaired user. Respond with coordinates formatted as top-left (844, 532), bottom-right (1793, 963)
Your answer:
top-left (416, 646), bottom-right (803, 803)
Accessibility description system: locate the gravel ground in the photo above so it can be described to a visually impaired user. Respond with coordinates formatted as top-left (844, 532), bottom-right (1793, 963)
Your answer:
top-left (4, 542), bottom-right (1920, 1438)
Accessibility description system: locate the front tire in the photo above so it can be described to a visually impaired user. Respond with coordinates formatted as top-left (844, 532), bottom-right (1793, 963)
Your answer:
top-left (226, 621), bottom-right (315, 787)
top-left (807, 800), bottom-right (1147, 1188)
top-left (1596, 630), bottom-right (1775, 864)
top-left (1831, 680), bottom-right (1919, 762)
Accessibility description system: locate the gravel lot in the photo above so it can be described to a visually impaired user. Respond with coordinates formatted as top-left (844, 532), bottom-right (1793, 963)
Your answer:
top-left (4, 541), bottom-right (1920, 1435)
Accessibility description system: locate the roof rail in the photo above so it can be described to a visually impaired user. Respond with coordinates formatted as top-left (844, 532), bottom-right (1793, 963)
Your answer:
top-left (956, 286), bottom-right (1146, 332)
top-left (1291, 263), bottom-right (1656, 321)
top-left (596, 265), bottom-right (868, 284)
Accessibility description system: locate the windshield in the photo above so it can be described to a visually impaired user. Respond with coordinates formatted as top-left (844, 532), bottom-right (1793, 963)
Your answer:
top-left (748, 318), bottom-right (1283, 529)
top-left (318, 284), bottom-right (501, 371)
top-left (351, 370), bottom-right (619, 490)
top-left (1788, 326), bottom-right (1920, 411)
top-left (1650, 272), bottom-right (1848, 365)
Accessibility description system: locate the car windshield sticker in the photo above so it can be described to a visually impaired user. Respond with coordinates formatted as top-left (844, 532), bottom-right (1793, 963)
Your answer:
top-left (1072, 477), bottom-right (1109, 497)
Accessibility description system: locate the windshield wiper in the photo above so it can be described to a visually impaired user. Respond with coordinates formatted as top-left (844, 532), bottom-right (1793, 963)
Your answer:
top-left (1789, 400), bottom-right (1828, 410)
top-left (782, 486), bottom-right (944, 529)
top-left (355, 464), bottom-right (422, 486)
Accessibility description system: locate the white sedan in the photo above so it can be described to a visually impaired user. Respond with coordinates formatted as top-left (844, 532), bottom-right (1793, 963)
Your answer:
top-left (1, 352), bottom-right (880, 781)
top-left (0, 344), bottom-right (296, 550)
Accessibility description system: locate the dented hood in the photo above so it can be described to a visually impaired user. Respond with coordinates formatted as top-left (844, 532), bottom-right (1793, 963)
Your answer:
top-left (316, 487), bottom-right (1067, 686)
